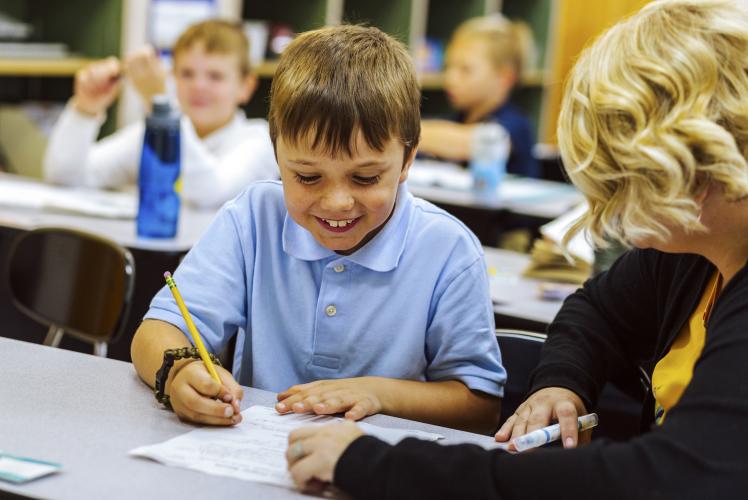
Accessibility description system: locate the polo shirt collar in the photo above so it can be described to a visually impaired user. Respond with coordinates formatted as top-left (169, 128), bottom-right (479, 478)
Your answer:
top-left (282, 182), bottom-right (412, 272)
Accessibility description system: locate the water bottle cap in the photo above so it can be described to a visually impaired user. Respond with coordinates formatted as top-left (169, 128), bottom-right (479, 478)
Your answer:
top-left (151, 94), bottom-right (171, 116)
top-left (475, 122), bottom-right (508, 141)
top-left (471, 123), bottom-right (510, 159)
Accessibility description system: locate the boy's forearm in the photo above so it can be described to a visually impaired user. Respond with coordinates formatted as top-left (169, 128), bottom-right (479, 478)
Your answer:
top-left (419, 120), bottom-right (476, 161)
top-left (372, 377), bottom-right (501, 435)
top-left (130, 319), bottom-right (193, 388)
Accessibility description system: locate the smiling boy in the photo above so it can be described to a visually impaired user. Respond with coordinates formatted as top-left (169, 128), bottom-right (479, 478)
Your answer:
top-left (131, 25), bottom-right (505, 433)
top-left (43, 20), bottom-right (278, 208)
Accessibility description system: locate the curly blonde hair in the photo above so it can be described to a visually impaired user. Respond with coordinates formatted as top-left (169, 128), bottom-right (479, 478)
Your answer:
top-left (559, 0), bottom-right (748, 248)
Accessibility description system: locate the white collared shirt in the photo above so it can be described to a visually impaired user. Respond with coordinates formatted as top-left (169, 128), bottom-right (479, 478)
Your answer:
top-left (43, 104), bottom-right (278, 208)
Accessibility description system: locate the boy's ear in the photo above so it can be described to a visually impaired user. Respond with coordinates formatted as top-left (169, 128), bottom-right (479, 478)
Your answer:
top-left (497, 65), bottom-right (518, 92)
top-left (399, 142), bottom-right (420, 183)
top-left (238, 74), bottom-right (258, 104)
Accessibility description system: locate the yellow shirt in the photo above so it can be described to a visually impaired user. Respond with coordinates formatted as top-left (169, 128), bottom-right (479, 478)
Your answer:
top-left (652, 270), bottom-right (722, 425)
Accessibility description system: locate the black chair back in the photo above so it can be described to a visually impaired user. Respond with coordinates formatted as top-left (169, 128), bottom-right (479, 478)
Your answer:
top-left (496, 329), bottom-right (546, 425)
top-left (6, 227), bottom-right (135, 356)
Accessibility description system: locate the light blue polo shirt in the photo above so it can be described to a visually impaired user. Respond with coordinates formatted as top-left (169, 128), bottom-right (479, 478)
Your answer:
top-left (145, 180), bottom-right (506, 396)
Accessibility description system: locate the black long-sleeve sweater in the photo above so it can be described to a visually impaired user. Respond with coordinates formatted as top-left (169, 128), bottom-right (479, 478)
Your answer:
top-left (334, 249), bottom-right (748, 499)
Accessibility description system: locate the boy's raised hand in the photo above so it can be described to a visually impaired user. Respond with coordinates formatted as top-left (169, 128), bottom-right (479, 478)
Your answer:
top-left (168, 361), bottom-right (244, 425)
top-left (72, 56), bottom-right (122, 116)
top-left (275, 377), bottom-right (384, 421)
top-left (123, 45), bottom-right (167, 108)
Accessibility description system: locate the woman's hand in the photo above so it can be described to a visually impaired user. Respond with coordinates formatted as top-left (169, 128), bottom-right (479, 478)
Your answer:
top-left (286, 421), bottom-right (365, 493)
top-left (276, 377), bottom-right (384, 421)
top-left (495, 387), bottom-right (588, 448)
top-left (168, 361), bottom-right (243, 425)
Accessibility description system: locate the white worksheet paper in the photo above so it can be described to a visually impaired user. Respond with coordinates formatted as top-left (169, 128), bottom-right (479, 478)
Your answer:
top-left (130, 406), bottom-right (443, 489)
top-left (0, 178), bottom-right (136, 219)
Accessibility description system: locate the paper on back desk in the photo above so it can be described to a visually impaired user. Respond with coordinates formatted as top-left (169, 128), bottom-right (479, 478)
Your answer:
top-left (409, 159), bottom-right (472, 190)
top-left (0, 179), bottom-right (136, 219)
top-left (408, 159), bottom-right (579, 204)
top-left (129, 405), bottom-right (443, 489)
top-left (539, 202), bottom-right (593, 263)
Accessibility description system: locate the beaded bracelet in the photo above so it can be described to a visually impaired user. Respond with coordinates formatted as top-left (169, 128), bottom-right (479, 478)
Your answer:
top-left (154, 347), bottom-right (222, 410)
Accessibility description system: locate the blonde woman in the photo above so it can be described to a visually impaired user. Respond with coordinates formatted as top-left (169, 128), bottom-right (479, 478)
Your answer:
top-left (283, 1), bottom-right (748, 498)
top-left (419, 15), bottom-right (539, 177)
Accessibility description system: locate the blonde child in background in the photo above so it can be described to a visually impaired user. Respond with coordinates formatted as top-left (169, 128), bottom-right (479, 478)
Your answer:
top-left (43, 19), bottom-right (278, 209)
top-left (130, 25), bottom-right (505, 435)
top-left (420, 15), bottom-right (539, 178)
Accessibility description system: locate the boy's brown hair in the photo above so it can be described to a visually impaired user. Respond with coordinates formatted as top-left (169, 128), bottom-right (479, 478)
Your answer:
top-left (451, 15), bottom-right (535, 79)
top-left (268, 25), bottom-right (421, 165)
top-left (173, 19), bottom-right (251, 76)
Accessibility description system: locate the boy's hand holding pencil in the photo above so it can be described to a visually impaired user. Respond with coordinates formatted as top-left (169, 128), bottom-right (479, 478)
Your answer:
top-left (163, 272), bottom-right (244, 426)
top-left (72, 56), bottom-right (122, 117)
top-left (168, 362), bottom-right (243, 425)
top-left (72, 45), bottom-right (167, 118)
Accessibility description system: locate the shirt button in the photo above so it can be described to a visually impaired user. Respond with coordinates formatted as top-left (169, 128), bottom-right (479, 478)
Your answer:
top-left (333, 264), bottom-right (345, 273)
top-left (325, 305), bottom-right (337, 317)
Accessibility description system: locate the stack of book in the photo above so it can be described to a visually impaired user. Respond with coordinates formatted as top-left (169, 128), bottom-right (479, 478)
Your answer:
top-left (522, 238), bottom-right (592, 285)
top-left (522, 203), bottom-right (594, 285)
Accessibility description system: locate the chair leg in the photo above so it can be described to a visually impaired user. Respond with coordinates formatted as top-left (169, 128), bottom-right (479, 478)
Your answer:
top-left (93, 342), bottom-right (108, 358)
top-left (43, 326), bottom-right (64, 348)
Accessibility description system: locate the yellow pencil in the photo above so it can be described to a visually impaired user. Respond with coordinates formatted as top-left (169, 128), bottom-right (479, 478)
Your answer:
top-left (164, 271), bottom-right (221, 384)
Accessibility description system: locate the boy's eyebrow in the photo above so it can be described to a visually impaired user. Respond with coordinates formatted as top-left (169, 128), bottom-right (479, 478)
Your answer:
top-left (288, 159), bottom-right (318, 166)
top-left (354, 160), bottom-right (387, 168)
top-left (287, 159), bottom-right (388, 168)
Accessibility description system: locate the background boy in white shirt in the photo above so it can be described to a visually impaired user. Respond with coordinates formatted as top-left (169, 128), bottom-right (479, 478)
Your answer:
top-left (43, 19), bottom-right (278, 209)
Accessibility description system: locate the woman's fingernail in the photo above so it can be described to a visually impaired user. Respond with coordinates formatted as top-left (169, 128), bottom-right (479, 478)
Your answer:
top-left (316, 403), bottom-right (326, 410)
top-left (565, 437), bottom-right (574, 448)
top-left (276, 403), bottom-right (286, 411)
top-left (224, 406), bottom-right (234, 417)
top-left (222, 394), bottom-right (233, 402)
top-left (232, 415), bottom-right (240, 424)
top-left (293, 402), bottom-right (304, 411)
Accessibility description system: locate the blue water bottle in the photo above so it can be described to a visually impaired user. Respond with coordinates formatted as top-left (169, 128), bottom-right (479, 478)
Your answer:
top-left (469, 123), bottom-right (510, 203)
top-left (137, 95), bottom-right (181, 238)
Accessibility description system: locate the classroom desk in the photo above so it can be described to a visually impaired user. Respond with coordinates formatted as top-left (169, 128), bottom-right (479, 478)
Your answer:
top-left (0, 337), bottom-right (497, 500)
top-left (484, 247), bottom-right (570, 331)
top-left (0, 172), bottom-right (215, 252)
top-left (408, 160), bottom-right (583, 220)
top-left (0, 173), bottom-right (217, 361)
